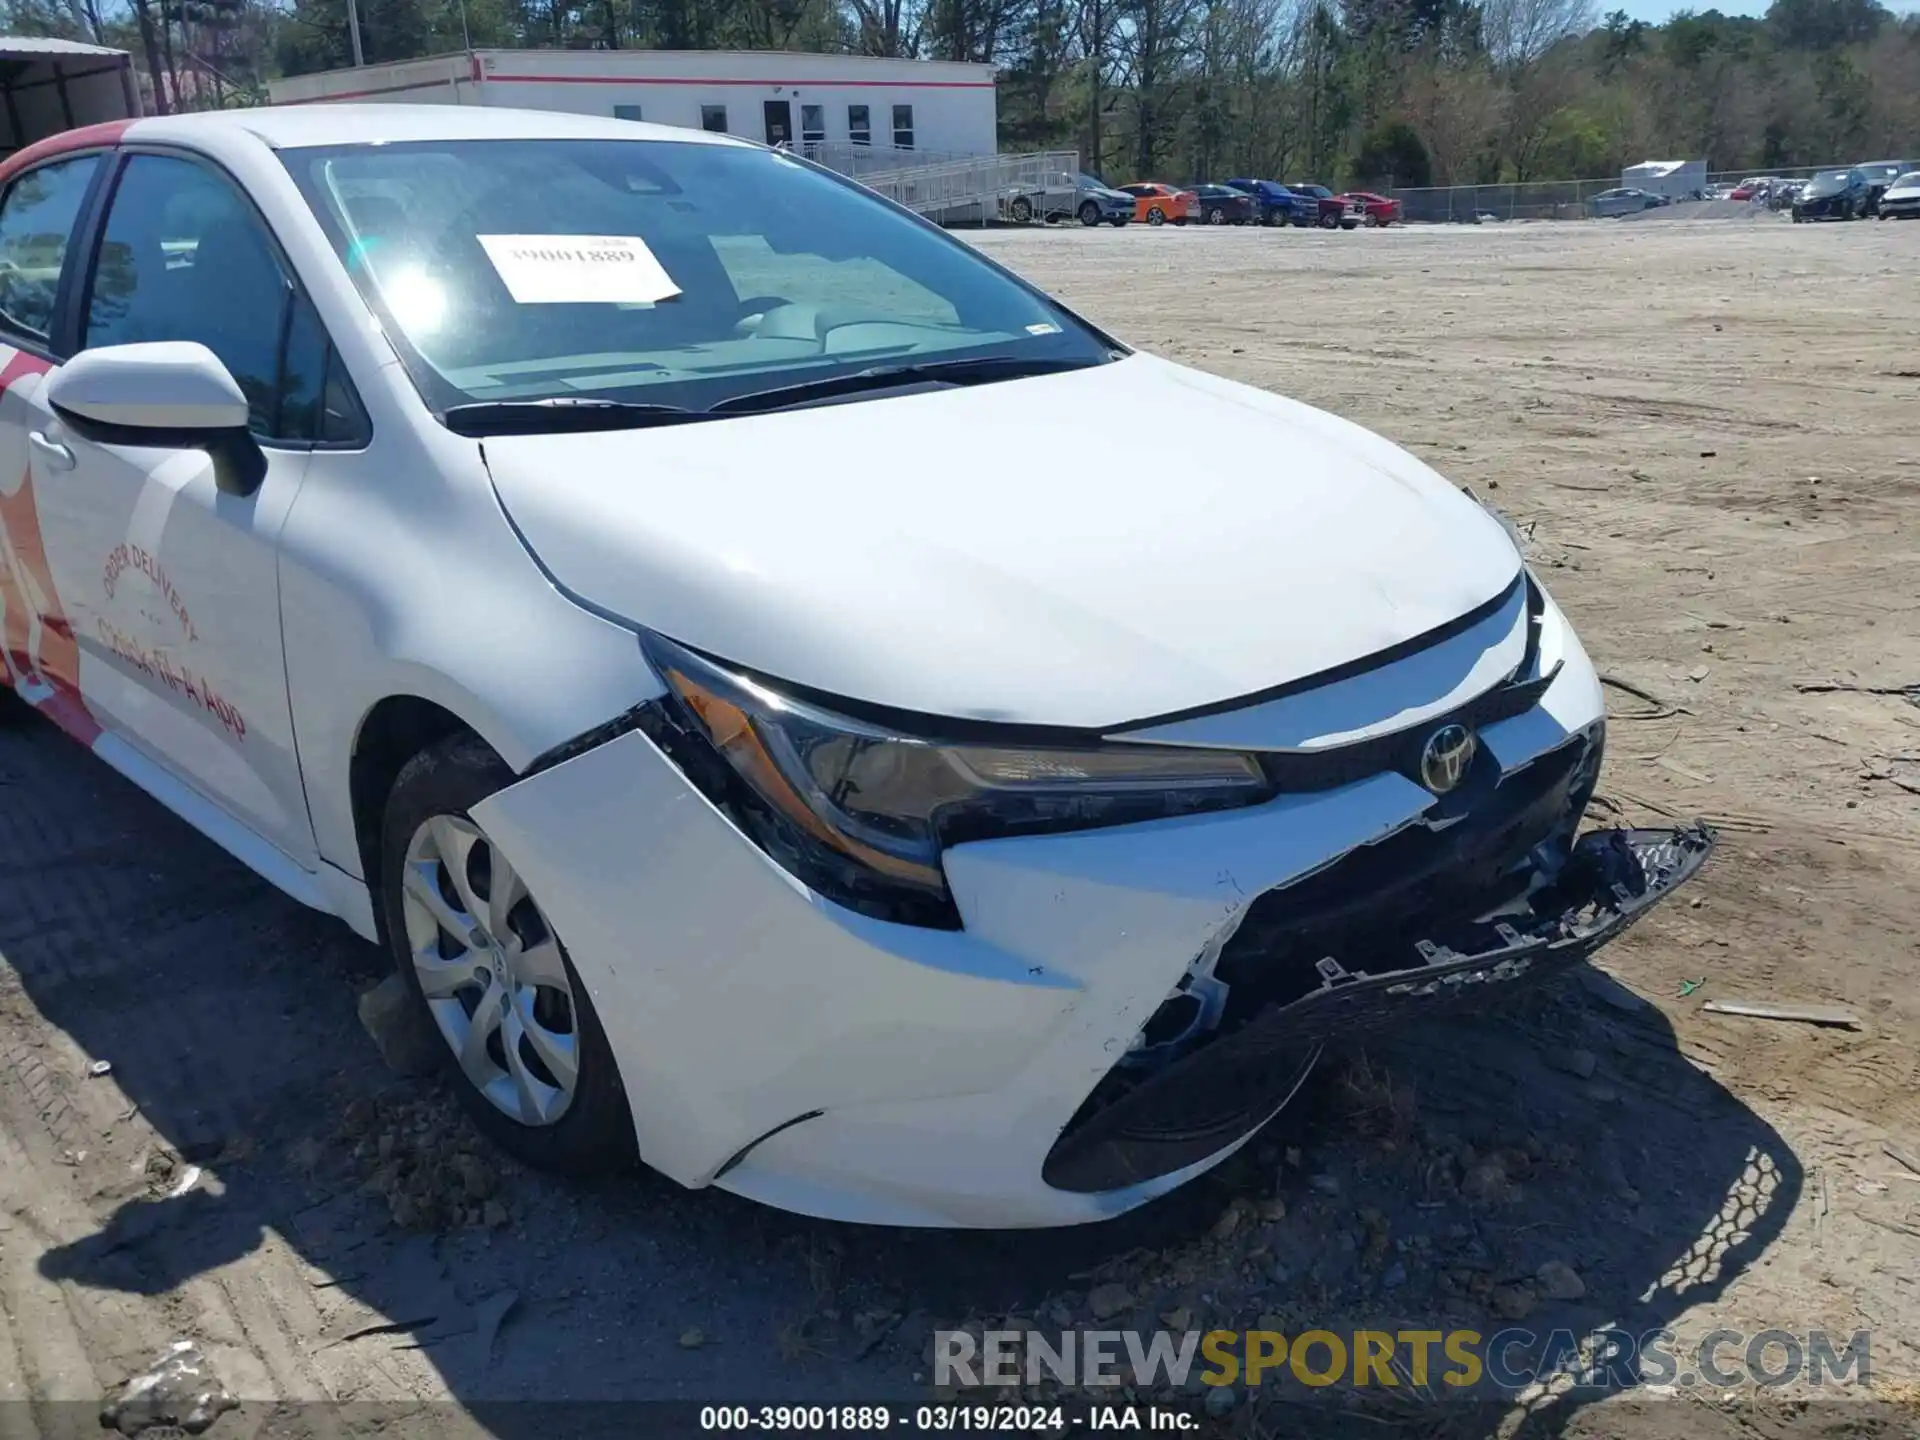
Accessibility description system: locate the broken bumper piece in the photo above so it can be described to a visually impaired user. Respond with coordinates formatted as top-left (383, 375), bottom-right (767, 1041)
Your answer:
top-left (1042, 824), bottom-right (1714, 1194)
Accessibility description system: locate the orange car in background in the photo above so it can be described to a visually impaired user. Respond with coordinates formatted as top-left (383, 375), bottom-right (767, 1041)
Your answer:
top-left (1117, 182), bottom-right (1198, 225)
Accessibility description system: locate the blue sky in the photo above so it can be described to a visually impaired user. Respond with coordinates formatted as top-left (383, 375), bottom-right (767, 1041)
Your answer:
top-left (1608, 0), bottom-right (1916, 20)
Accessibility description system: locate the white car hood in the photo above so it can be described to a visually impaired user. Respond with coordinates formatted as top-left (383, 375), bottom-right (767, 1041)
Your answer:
top-left (1885, 182), bottom-right (1920, 202)
top-left (481, 354), bottom-right (1521, 728)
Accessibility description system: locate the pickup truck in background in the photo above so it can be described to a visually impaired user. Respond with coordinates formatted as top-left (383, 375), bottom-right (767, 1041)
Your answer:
top-left (1223, 178), bottom-right (1317, 227)
top-left (1288, 182), bottom-right (1364, 228)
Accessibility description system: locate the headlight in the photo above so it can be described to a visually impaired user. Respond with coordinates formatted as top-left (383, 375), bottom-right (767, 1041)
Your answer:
top-left (638, 633), bottom-right (1272, 924)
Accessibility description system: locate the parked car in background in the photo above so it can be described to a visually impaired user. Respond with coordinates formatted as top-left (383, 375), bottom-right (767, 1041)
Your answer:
top-left (1877, 171), bottom-right (1920, 219)
top-left (1118, 182), bottom-right (1197, 225)
top-left (1856, 161), bottom-right (1918, 215)
top-left (1588, 187), bottom-right (1669, 217)
top-left (1728, 177), bottom-right (1773, 201)
top-left (1004, 170), bottom-right (1133, 227)
top-left (1339, 191), bottom-right (1402, 226)
top-left (1769, 179), bottom-right (1805, 211)
top-left (1187, 184), bottom-right (1256, 225)
top-left (1288, 183), bottom-right (1361, 228)
top-left (1223, 178), bottom-right (1314, 226)
top-left (1793, 168), bottom-right (1871, 221)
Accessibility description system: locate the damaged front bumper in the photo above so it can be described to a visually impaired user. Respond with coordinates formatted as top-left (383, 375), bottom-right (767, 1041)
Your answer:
top-left (1041, 824), bottom-right (1713, 1193)
top-left (468, 581), bottom-right (1708, 1227)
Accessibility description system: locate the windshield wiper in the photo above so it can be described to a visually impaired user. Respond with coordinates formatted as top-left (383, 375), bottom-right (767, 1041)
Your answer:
top-left (440, 396), bottom-right (703, 437)
top-left (707, 354), bottom-right (1108, 418)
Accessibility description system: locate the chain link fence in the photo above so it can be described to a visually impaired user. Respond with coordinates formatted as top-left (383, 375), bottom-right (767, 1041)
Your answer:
top-left (1385, 179), bottom-right (1627, 223)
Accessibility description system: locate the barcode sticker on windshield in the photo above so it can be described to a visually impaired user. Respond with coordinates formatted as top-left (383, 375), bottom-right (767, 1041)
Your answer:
top-left (477, 234), bottom-right (682, 305)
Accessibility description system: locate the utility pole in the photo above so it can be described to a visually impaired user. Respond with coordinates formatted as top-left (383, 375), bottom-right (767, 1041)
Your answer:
top-left (346, 0), bottom-right (366, 65)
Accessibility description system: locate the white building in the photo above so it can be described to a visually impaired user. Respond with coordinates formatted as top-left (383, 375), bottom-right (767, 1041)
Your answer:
top-left (266, 49), bottom-right (999, 161)
top-left (1621, 159), bottom-right (1708, 199)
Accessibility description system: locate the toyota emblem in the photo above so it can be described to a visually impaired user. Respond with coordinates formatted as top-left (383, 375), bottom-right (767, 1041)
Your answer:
top-left (1419, 724), bottom-right (1478, 794)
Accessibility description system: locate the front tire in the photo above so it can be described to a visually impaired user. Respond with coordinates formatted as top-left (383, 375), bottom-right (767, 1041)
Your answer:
top-left (1207, 207), bottom-right (1225, 225)
top-left (1318, 211), bottom-right (1338, 229)
top-left (379, 734), bottom-right (636, 1177)
top-left (1078, 200), bottom-right (1100, 226)
top-left (1009, 195), bottom-right (1034, 223)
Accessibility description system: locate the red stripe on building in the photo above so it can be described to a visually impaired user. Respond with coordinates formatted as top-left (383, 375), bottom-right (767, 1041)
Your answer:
top-left (278, 70), bottom-right (992, 104)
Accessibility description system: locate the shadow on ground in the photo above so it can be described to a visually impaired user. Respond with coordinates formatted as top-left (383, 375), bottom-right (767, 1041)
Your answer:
top-left (0, 707), bottom-right (1834, 1439)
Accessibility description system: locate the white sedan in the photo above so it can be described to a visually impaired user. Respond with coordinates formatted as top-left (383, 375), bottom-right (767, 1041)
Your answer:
top-left (0, 106), bottom-right (1709, 1227)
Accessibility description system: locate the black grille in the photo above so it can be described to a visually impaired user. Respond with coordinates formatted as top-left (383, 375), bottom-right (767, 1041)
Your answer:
top-left (1037, 722), bottom-right (1608, 1193)
top-left (1040, 822), bottom-right (1710, 1194)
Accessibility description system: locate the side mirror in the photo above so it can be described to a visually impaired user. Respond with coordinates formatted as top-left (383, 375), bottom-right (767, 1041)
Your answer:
top-left (46, 342), bottom-right (266, 497)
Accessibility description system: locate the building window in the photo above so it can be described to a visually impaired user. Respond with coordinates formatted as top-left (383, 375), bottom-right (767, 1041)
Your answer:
top-left (847, 103), bottom-right (871, 147)
top-left (613, 103), bottom-right (642, 121)
top-left (892, 104), bottom-right (914, 150)
top-left (701, 104), bottom-right (727, 133)
top-left (800, 103), bottom-right (825, 155)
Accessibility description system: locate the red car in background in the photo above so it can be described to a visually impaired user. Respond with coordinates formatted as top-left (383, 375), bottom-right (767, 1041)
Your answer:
top-left (1341, 191), bottom-right (1403, 226)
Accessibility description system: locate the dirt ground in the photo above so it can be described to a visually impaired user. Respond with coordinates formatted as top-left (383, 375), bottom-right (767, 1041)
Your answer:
top-left (4, 214), bottom-right (1919, 1440)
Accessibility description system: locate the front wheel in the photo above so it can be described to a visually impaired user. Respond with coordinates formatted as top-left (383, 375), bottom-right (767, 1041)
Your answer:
top-left (380, 734), bottom-right (636, 1177)
top-left (1207, 207), bottom-right (1226, 225)
top-left (1078, 200), bottom-right (1101, 226)
top-left (1008, 195), bottom-right (1034, 223)
top-left (1318, 211), bottom-right (1338, 229)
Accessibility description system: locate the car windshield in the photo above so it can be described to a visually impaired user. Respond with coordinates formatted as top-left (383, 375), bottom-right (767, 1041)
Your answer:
top-left (1806, 171), bottom-right (1849, 193)
top-left (1076, 173), bottom-right (1108, 189)
top-left (1895, 172), bottom-right (1920, 188)
top-left (281, 138), bottom-right (1112, 418)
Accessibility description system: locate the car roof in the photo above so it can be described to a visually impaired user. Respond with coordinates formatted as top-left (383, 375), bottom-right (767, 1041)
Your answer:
top-left (126, 103), bottom-right (756, 153)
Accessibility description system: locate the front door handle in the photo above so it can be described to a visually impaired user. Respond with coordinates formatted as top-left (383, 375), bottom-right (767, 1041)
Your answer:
top-left (28, 431), bottom-right (75, 472)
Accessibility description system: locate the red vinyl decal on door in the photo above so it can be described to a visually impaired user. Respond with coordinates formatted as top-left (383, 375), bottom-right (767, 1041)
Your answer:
top-left (0, 347), bottom-right (103, 745)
